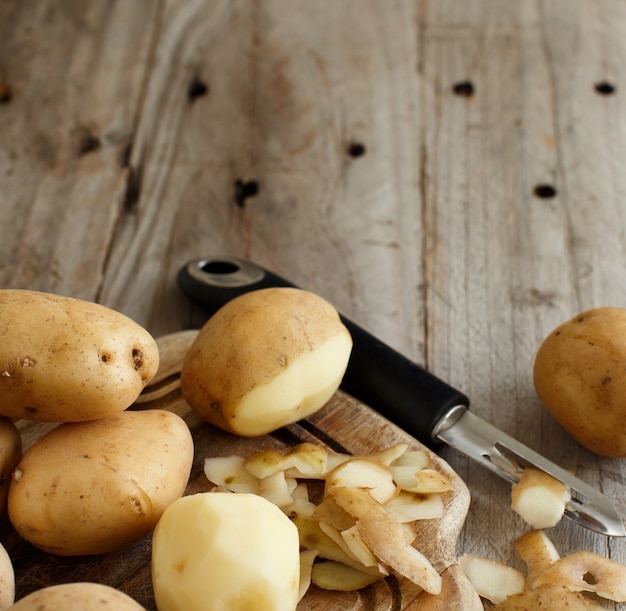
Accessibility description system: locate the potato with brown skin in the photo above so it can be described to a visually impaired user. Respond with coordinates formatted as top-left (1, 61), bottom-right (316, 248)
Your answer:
top-left (7, 583), bottom-right (145, 610)
top-left (181, 287), bottom-right (352, 437)
top-left (0, 418), bottom-right (21, 517)
top-left (7, 409), bottom-right (193, 556)
top-left (533, 307), bottom-right (626, 457)
top-left (0, 290), bottom-right (159, 422)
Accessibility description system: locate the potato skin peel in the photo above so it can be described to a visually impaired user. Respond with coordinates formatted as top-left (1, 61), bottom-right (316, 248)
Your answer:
top-left (533, 307), bottom-right (626, 457)
top-left (0, 289), bottom-right (159, 422)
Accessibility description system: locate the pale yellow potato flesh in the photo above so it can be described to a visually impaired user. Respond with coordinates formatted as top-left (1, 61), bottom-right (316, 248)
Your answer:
top-left (151, 492), bottom-right (300, 611)
top-left (181, 287), bottom-right (352, 436)
top-left (7, 582), bottom-right (145, 610)
top-left (0, 290), bottom-right (159, 422)
top-left (7, 409), bottom-right (193, 556)
top-left (459, 555), bottom-right (525, 604)
top-left (510, 467), bottom-right (570, 529)
top-left (0, 542), bottom-right (14, 610)
top-left (232, 333), bottom-right (352, 436)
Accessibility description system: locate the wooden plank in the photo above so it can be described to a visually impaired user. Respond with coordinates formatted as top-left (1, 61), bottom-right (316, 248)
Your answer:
top-left (1, 0), bottom-right (626, 608)
top-left (419, 0), bottom-right (626, 578)
top-left (95, 0), bottom-right (425, 355)
top-left (0, 0), bottom-right (159, 300)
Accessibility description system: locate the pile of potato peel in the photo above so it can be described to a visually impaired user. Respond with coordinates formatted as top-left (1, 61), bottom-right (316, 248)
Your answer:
top-left (203, 441), bottom-right (453, 598)
top-left (460, 528), bottom-right (626, 609)
top-left (204, 440), bottom-right (626, 610)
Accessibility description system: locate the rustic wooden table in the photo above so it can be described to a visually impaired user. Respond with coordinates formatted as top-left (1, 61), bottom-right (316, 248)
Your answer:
top-left (2, 1), bottom-right (626, 609)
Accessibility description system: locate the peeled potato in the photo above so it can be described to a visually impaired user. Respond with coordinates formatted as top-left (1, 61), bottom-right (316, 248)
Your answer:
top-left (151, 492), bottom-right (300, 611)
top-left (7, 583), bottom-right (144, 610)
top-left (8, 409), bottom-right (193, 556)
top-left (180, 287), bottom-right (352, 436)
top-left (0, 542), bottom-right (14, 610)
top-left (510, 467), bottom-right (570, 529)
top-left (0, 290), bottom-right (159, 422)
top-left (533, 307), bottom-right (626, 457)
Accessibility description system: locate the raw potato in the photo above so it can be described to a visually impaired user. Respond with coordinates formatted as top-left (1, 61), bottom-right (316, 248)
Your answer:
top-left (0, 418), bottom-right (22, 516)
top-left (0, 542), bottom-right (14, 610)
top-left (151, 492), bottom-right (300, 611)
top-left (7, 582), bottom-right (145, 610)
top-left (510, 467), bottom-right (571, 529)
top-left (458, 555), bottom-right (524, 604)
top-left (533, 307), bottom-right (626, 457)
top-left (0, 290), bottom-right (159, 422)
top-left (8, 409), bottom-right (193, 556)
top-left (515, 529), bottom-right (560, 587)
top-left (181, 287), bottom-right (352, 436)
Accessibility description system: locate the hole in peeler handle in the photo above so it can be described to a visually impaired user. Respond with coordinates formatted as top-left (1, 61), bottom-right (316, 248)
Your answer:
top-left (200, 259), bottom-right (241, 275)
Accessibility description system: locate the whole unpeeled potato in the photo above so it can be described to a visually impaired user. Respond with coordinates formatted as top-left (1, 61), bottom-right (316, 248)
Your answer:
top-left (180, 287), bottom-right (352, 436)
top-left (7, 409), bottom-right (194, 555)
top-left (0, 290), bottom-right (159, 422)
top-left (7, 583), bottom-right (144, 610)
top-left (533, 307), bottom-right (626, 457)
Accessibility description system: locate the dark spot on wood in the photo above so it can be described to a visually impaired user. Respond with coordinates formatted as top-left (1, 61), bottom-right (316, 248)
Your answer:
top-left (533, 184), bottom-right (557, 199)
top-left (78, 130), bottom-right (101, 156)
top-left (452, 80), bottom-right (475, 97)
top-left (595, 81), bottom-right (616, 95)
top-left (234, 179), bottom-right (259, 208)
top-left (123, 165), bottom-right (142, 212)
top-left (602, 376), bottom-right (612, 385)
top-left (118, 142), bottom-right (132, 168)
top-left (347, 142), bottom-right (366, 158)
top-left (188, 78), bottom-right (208, 102)
top-left (0, 79), bottom-right (11, 104)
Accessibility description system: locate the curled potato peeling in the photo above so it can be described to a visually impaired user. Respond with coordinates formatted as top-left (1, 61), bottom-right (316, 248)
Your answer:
top-left (0, 290), bottom-right (159, 422)
top-left (531, 550), bottom-right (626, 601)
top-left (181, 287), bottom-right (352, 436)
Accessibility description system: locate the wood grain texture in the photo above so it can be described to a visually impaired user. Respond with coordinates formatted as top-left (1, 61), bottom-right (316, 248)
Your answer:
top-left (2, 0), bottom-right (626, 608)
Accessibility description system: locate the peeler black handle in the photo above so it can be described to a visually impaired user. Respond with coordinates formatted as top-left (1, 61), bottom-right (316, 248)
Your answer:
top-left (177, 256), bottom-right (470, 445)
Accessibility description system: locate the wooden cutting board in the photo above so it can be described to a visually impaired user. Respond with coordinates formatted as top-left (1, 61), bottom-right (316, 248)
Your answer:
top-left (5, 390), bottom-right (482, 610)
